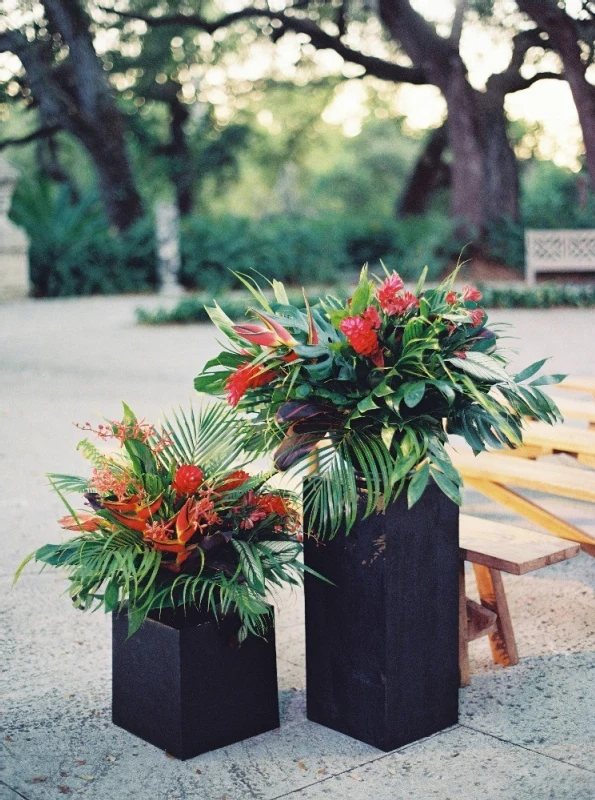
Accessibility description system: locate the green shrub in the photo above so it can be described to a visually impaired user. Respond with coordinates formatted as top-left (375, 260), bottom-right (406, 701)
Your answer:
top-left (137, 282), bottom-right (595, 325)
top-left (10, 180), bottom-right (158, 297)
top-left (179, 214), bottom-right (347, 291)
top-left (479, 283), bottom-right (595, 309)
top-left (484, 217), bottom-right (525, 272)
top-left (179, 212), bottom-right (464, 292)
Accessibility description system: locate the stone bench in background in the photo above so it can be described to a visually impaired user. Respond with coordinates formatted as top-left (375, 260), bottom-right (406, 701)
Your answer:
top-left (525, 228), bottom-right (595, 286)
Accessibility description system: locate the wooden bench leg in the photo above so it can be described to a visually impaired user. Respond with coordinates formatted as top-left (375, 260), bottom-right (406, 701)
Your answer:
top-left (473, 564), bottom-right (519, 667)
top-left (459, 558), bottom-right (470, 687)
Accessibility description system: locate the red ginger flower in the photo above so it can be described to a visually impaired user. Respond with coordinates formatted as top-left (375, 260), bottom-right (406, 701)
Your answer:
top-left (469, 308), bottom-right (485, 327)
top-left (340, 314), bottom-right (384, 366)
top-left (386, 290), bottom-right (419, 316)
top-left (172, 465), bottom-right (204, 495)
top-left (445, 291), bottom-right (457, 304)
top-left (217, 470), bottom-right (251, 493)
top-left (225, 362), bottom-right (277, 407)
top-left (376, 273), bottom-right (404, 313)
top-left (361, 305), bottom-right (381, 329)
top-left (256, 493), bottom-right (292, 517)
top-left (462, 285), bottom-right (482, 302)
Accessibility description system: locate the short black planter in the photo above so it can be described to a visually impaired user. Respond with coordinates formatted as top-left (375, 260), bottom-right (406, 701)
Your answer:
top-left (303, 481), bottom-right (459, 751)
top-left (112, 607), bottom-right (280, 759)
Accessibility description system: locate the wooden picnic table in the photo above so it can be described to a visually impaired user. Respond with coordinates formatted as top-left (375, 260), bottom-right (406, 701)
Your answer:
top-left (458, 514), bottom-right (580, 686)
top-left (449, 448), bottom-right (595, 556)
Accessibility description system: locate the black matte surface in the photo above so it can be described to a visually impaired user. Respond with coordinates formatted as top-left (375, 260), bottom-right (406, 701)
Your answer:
top-left (112, 607), bottom-right (280, 759)
top-left (304, 482), bottom-right (460, 751)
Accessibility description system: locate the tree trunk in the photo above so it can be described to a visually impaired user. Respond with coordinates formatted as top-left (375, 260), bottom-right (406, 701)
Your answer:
top-left (168, 100), bottom-right (194, 216)
top-left (557, 58), bottom-right (595, 191)
top-left (516, 0), bottom-right (595, 192)
top-left (16, 0), bottom-right (145, 230)
top-left (478, 90), bottom-right (520, 224)
top-left (378, 0), bottom-right (512, 234)
top-left (79, 119), bottom-right (144, 230)
top-left (443, 71), bottom-right (486, 231)
top-left (398, 124), bottom-right (449, 216)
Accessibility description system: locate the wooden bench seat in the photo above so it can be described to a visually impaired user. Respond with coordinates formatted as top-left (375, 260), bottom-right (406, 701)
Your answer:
top-left (449, 448), bottom-right (595, 554)
top-left (555, 396), bottom-right (595, 428)
top-left (458, 514), bottom-right (580, 686)
top-left (556, 376), bottom-right (595, 398)
top-left (507, 420), bottom-right (595, 467)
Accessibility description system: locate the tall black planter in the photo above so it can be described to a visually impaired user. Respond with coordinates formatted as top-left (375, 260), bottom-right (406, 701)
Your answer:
top-left (304, 481), bottom-right (459, 751)
top-left (112, 607), bottom-right (280, 759)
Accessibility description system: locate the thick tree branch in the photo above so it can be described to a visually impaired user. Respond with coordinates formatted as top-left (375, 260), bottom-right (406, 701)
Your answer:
top-left (0, 125), bottom-right (61, 151)
top-left (450, 0), bottom-right (467, 47)
top-left (98, 5), bottom-right (427, 85)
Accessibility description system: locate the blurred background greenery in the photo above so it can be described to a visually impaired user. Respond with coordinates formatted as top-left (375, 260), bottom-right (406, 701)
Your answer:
top-left (1, 0), bottom-right (594, 299)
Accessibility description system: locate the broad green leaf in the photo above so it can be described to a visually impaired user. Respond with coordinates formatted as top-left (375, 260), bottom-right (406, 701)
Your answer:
top-left (272, 279), bottom-right (289, 305)
top-left (295, 383), bottom-right (312, 398)
top-left (431, 380), bottom-right (456, 405)
top-left (124, 438), bottom-right (157, 476)
top-left (357, 396), bottom-right (379, 413)
top-left (381, 426), bottom-right (396, 451)
top-left (293, 344), bottom-right (330, 358)
top-left (514, 358), bottom-right (547, 383)
top-left (390, 452), bottom-right (418, 483)
top-left (448, 352), bottom-right (510, 384)
top-left (194, 372), bottom-right (229, 394)
top-left (407, 461), bottom-right (430, 507)
top-left (404, 381), bottom-right (426, 408)
top-left (104, 579), bottom-right (119, 612)
top-left (429, 467), bottom-right (462, 505)
top-left (530, 374), bottom-right (566, 387)
top-left (349, 267), bottom-right (373, 315)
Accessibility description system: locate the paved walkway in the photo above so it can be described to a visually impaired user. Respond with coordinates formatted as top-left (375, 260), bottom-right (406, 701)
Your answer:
top-left (1, 297), bottom-right (594, 800)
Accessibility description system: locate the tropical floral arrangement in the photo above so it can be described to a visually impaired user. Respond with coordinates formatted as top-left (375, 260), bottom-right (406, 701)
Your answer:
top-left (16, 403), bottom-right (311, 637)
top-left (194, 267), bottom-right (562, 537)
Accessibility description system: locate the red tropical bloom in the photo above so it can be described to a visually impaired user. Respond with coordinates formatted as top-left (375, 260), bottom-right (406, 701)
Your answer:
top-left (386, 290), bottom-right (420, 316)
top-left (172, 465), bottom-right (204, 495)
top-left (445, 291), bottom-right (457, 304)
top-left (225, 362), bottom-right (277, 407)
top-left (256, 493), bottom-right (292, 517)
top-left (232, 310), bottom-right (297, 348)
top-left (376, 273), bottom-right (405, 313)
top-left (58, 511), bottom-right (102, 532)
top-left (462, 285), bottom-right (482, 302)
top-left (217, 469), bottom-right (251, 493)
top-left (103, 494), bottom-right (163, 532)
top-left (361, 305), bottom-right (382, 329)
top-left (340, 315), bottom-right (383, 365)
top-left (469, 308), bottom-right (485, 327)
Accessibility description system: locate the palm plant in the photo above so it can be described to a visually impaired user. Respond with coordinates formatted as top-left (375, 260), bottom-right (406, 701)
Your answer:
top-left (16, 403), bottom-right (315, 637)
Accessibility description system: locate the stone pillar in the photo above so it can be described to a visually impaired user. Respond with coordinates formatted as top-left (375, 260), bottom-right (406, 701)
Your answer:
top-left (155, 200), bottom-right (183, 296)
top-left (0, 158), bottom-right (29, 301)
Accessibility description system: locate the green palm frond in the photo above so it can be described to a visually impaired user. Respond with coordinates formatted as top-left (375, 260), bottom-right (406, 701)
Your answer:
top-left (292, 428), bottom-right (396, 539)
top-left (157, 402), bottom-right (252, 474)
top-left (46, 473), bottom-right (90, 494)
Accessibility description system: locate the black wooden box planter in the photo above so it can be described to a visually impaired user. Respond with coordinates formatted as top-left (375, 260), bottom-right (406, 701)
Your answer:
top-left (112, 607), bottom-right (280, 759)
top-left (303, 481), bottom-right (459, 751)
